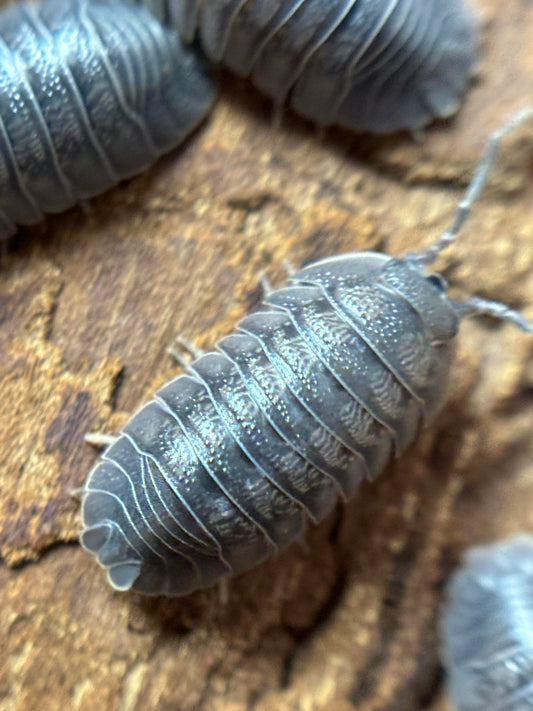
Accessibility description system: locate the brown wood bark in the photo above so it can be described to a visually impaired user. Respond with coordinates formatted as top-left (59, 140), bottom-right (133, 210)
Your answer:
top-left (1, 1), bottom-right (533, 709)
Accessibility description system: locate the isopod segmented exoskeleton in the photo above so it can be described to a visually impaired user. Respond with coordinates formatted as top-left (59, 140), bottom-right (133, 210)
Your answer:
top-left (0, 0), bottom-right (216, 240)
top-left (80, 110), bottom-right (532, 596)
top-left (139, 0), bottom-right (478, 133)
top-left (441, 535), bottom-right (533, 711)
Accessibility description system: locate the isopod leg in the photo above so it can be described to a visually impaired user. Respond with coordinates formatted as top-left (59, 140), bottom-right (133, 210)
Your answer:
top-left (260, 260), bottom-right (297, 299)
top-left (168, 334), bottom-right (206, 369)
top-left (271, 102), bottom-right (285, 131)
top-left (414, 106), bottom-right (533, 266)
top-left (409, 128), bottom-right (426, 144)
top-left (79, 432), bottom-right (119, 496)
top-left (174, 334), bottom-right (205, 359)
top-left (259, 269), bottom-right (274, 298)
top-left (85, 433), bottom-right (118, 449)
top-left (283, 259), bottom-right (297, 278)
top-left (218, 578), bottom-right (229, 605)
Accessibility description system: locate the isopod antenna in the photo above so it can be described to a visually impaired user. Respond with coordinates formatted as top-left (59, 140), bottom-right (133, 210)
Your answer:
top-left (413, 106), bottom-right (533, 333)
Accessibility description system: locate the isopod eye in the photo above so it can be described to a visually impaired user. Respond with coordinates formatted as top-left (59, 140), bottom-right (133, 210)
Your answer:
top-left (427, 274), bottom-right (448, 292)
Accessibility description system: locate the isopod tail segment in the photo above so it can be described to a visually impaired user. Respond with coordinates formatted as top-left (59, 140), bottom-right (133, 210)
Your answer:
top-left (410, 106), bottom-right (533, 334)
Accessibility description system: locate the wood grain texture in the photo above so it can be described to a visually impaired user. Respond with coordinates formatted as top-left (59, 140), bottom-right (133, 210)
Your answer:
top-left (1, 1), bottom-right (533, 710)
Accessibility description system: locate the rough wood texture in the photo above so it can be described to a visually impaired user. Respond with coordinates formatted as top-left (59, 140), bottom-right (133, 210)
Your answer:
top-left (1, 1), bottom-right (533, 710)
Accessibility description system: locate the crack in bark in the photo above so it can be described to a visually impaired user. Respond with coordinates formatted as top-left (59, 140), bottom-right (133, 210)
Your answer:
top-left (42, 280), bottom-right (65, 342)
top-left (281, 565), bottom-right (348, 690)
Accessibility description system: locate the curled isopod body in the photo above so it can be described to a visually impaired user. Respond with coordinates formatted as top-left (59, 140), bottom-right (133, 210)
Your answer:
top-left (80, 110), bottom-right (533, 597)
top-left (140, 0), bottom-right (477, 133)
top-left (0, 0), bottom-right (216, 241)
top-left (441, 535), bottom-right (533, 711)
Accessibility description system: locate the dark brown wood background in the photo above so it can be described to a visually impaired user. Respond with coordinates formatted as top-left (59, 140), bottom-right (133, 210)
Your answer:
top-left (1, 1), bottom-right (533, 709)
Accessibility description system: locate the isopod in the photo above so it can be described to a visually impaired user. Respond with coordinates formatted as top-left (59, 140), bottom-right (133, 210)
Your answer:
top-left (0, 0), bottom-right (216, 240)
top-left (441, 535), bottom-right (533, 711)
top-left (80, 110), bottom-right (532, 596)
top-left (140, 0), bottom-right (477, 133)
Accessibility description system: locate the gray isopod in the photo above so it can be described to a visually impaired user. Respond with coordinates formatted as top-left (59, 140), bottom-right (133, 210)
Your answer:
top-left (441, 535), bottom-right (533, 711)
top-left (0, 0), bottom-right (216, 240)
top-left (80, 110), bottom-right (532, 596)
top-left (139, 0), bottom-right (477, 133)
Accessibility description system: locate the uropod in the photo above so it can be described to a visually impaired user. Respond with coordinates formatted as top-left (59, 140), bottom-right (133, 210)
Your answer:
top-left (0, 0), bottom-right (216, 241)
top-left (139, 0), bottom-right (478, 133)
top-left (441, 535), bottom-right (533, 711)
top-left (80, 110), bottom-right (532, 596)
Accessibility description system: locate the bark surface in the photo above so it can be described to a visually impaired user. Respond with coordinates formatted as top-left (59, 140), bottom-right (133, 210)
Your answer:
top-left (1, 1), bottom-right (533, 710)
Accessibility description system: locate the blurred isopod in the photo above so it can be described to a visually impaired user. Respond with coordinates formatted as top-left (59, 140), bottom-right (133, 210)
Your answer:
top-left (0, 0), bottom-right (216, 241)
top-left (140, 0), bottom-right (478, 133)
top-left (80, 110), bottom-right (532, 597)
top-left (441, 535), bottom-right (533, 711)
